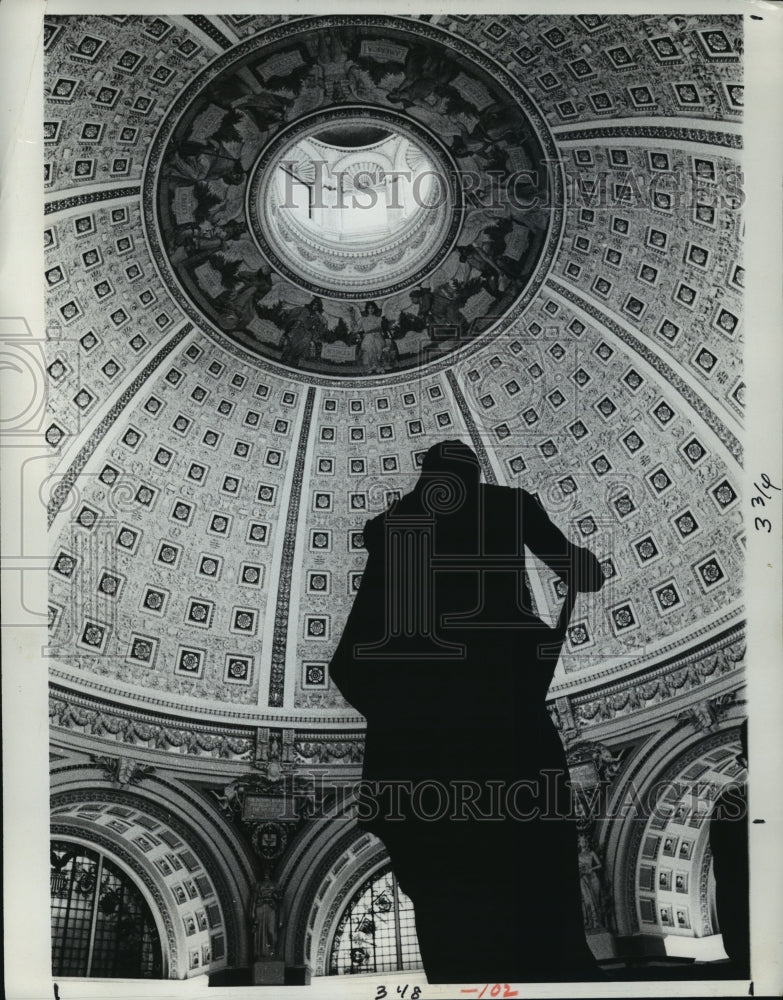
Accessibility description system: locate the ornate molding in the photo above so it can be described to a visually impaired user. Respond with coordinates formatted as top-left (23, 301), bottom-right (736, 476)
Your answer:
top-left (552, 125), bottom-right (742, 149)
top-left (282, 821), bottom-right (386, 973)
top-left (44, 186), bottom-right (142, 216)
top-left (564, 624), bottom-right (744, 731)
top-left (49, 685), bottom-right (257, 762)
top-left (210, 770), bottom-right (316, 880)
top-left (698, 843), bottom-right (715, 936)
top-left (184, 15), bottom-right (234, 50)
top-left (446, 369), bottom-right (498, 485)
top-left (48, 668), bottom-right (365, 724)
top-left (90, 754), bottom-right (155, 787)
top-left (315, 853), bottom-right (387, 975)
top-left (550, 608), bottom-right (744, 697)
top-left (291, 735), bottom-right (365, 767)
top-left (566, 740), bottom-right (625, 786)
top-left (268, 386), bottom-right (316, 706)
top-left (676, 691), bottom-right (737, 733)
top-left (51, 779), bottom-right (248, 966)
top-left (617, 726), bottom-right (738, 936)
top-left (141, 13), bottom-right (563, 386)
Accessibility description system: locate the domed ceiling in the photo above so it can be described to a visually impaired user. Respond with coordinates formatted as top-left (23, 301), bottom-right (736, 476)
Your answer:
top-left (45, 14), bottom-right (743, 739)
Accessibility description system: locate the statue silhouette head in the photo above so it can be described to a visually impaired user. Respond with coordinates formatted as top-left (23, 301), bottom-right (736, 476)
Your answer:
top-left (417, 440), bottom-right (480, 514)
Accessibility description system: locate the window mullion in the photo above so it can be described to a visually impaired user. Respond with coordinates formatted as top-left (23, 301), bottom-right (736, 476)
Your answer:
top-left (348, 899), bottom-right (354, 974)
top-left (114, 875), bottom-right (129, 973)
top-left (391, 871), bottom-right (403, 970)
top-left (85, 853), bottom-right (104, 976)
top-left (56, 853), bottom-right (79, 975)
top-left (370, 887), bottom-right (377, 973)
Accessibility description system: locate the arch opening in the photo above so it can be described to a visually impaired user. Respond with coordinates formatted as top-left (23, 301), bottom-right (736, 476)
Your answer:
top-left (50, 839), bottom-right (164, 979)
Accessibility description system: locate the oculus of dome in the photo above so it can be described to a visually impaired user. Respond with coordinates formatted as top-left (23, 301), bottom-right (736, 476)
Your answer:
top-left (248, 108), bottom-right (460, 298)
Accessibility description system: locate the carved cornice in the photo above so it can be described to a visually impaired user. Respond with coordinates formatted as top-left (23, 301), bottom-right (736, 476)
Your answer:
top-left (565, 623), bottom-right (744, 732)
top-left (49, 683), bottom-right (259, 762)
top-left (90, 754), bottom-right (155, 787)
top-left (49, 609), bottom-right (745, 738)
top-left (48, 668), bottom-right (365, 726)
top-left (51, 623), bottom-right (743, 764)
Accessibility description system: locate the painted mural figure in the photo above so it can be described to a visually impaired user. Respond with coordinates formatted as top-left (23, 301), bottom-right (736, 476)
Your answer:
top-left (350, 301), bottom-right (387, 373)
top-left (455, 244), bottom-right (508, 296)
top-left (386, 46), bottom-right (456, 109)
top-left (213, 261), bottom-right (274, 331)
top-left (230, 91), bottom-right (288, 136)
top-left (280, 297), bottom-right (328, 367)
top-left (329, 440), bottom-right (606, 983)
top-left (167, 137), bottom-right (246, 187)
top-left (409, 284), bottom-right (465, 340)
top-left (315, 29), bottom-right (361, 103)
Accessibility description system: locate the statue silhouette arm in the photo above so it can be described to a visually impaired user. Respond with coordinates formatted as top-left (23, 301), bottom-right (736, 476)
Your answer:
top-left (522, 491), bottom-right (604, 592)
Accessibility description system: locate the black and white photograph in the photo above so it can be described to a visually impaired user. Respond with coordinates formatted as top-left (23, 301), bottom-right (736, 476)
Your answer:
top-left (2, 2), bottom-right (782, 997)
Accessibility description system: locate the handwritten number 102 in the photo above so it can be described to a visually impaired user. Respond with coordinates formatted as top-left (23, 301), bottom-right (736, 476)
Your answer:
top-left (460, 986), bottom-right (519, 998)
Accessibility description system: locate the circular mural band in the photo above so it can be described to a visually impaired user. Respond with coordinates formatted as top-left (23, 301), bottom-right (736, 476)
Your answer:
top-left (150, 16), bottom-right (559, 377)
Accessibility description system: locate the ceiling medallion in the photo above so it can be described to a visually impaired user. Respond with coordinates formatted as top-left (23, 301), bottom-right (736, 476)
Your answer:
top-left (150, 17), bottom-right (559, 378)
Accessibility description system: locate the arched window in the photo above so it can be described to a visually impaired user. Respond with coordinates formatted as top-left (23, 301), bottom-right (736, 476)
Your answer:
top-left (329, 866), bottom-right (422, 975)
top-left (50, 840), bottom-right (163, 978)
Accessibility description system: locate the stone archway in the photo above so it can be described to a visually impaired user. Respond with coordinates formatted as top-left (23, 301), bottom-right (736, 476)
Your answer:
top-left (604, 712), bottom-right (746, 954)
top-left (50, 759), bottom-right (256, 976)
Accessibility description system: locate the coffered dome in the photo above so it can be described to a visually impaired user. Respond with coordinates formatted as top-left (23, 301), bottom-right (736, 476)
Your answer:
top-left (39, 11), bottom-right (751, 983)
top-left (45, 12), bottom-right (743, 729)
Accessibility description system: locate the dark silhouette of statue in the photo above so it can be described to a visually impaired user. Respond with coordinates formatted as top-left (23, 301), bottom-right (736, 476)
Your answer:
top-left (329, 440), bottom-right (605, 983)
top-left (709, 721), bottom-right (749, 976)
